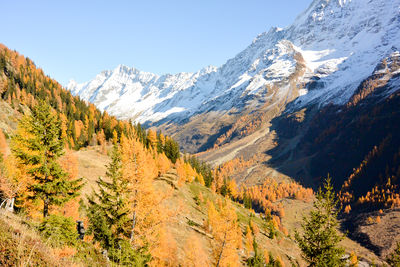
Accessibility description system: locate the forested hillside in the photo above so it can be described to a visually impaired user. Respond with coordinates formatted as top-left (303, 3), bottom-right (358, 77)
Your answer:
top-left (0, 43), bottom-right (387, 266)
top-left (0, 44), bottom-right (132, 149)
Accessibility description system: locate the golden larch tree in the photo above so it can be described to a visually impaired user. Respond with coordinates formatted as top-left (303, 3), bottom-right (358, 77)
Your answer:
top-left (183, 233), bottom-right (210, 267)
top-left (120, 135), bottom-right (167, 262)
top-left (207, 200), bottom-right (241, 267)
top-left (147, 129), bottom-right (157, 149)
top-left (150, 227), bottom-right (178, 267)
top-left (0, 129), bottom-right (7, 158)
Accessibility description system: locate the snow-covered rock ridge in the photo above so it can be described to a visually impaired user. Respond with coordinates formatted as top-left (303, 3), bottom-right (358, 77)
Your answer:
top-left (67, 0), bottom-right (400, 124)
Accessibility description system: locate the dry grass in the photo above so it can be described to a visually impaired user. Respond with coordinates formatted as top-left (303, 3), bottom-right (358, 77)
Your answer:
top-left (0, 101), bottom-right (21, 137)
top-left (73, 146), bottom-right (110, 197)
top-left (354, 208), bottom-right (400, 259)
top-left (0, 211), bottom-right (108, 267)
top-left (0, 211), bottom-right (59, 267)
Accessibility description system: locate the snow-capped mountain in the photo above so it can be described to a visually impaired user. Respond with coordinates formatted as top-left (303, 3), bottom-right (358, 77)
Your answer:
top-left (67, 0), bottom-right (400, 125)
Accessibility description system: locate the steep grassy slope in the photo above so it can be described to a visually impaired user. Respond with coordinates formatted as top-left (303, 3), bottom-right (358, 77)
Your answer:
top-left (75, 147), bottom-right (383, 266)
top-left (0, 211), bottom-right (107, 267)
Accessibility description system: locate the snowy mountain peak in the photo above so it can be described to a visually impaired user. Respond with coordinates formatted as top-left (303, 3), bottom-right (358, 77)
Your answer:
top-left (67, 0), bottom-right (400, 125)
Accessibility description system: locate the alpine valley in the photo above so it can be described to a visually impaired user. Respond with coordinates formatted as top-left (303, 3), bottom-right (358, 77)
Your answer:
top-left (68, 0), bottom-right (400, 259)
top-left (0, 0), bottom-right (400, 266)
top-left (69, 1), bottom-right (399, 188)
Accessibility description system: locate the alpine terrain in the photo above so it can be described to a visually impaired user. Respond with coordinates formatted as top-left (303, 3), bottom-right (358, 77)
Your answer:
top-left (0, 0), bottom-right (400, 266)
top-left (67, 0), bottom-right (400, 259)
top-left (68, 0), bottom-right (400, 150)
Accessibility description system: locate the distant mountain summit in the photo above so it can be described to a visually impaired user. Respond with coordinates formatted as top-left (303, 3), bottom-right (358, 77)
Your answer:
top-left (67, 0), bottom-right (400, 151)
top-left (68, 0), bottom-right (399, 123)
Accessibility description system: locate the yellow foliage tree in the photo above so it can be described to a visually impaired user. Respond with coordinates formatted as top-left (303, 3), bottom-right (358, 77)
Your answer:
top-left (276, 255), bottom-right (285, 267)
top-left (245, 225), bottom-right (254, 257)
top-left (196, 173), bottom-right (205, 186)
top-left (147, 129), bottom-right (157, 149)
top-left (207, 200), bottom-right (241, 267)
top-left (150, 227), bottom-right (178, 267)
top-left (155, 152), bottom-right (172, 175)
top-left (176, 158), bottom-right (197, 186)
top-left (0, 129), bottom-right (7, 158)
top-left (120, 135), bottom-right (166, 262)
top-left (57, 150), bottom-right (81, 220)
top-left (183, 233), bottom-right (210, 267)
top-left (0, 155), bottom-right (32, 212)
top-left (344, 204), bottom-right (351, 214)
top-left (349, 251), bottom-right (358, 267)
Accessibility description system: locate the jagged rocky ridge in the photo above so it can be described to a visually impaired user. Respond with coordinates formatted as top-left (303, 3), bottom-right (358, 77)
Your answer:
top-left (68, 0), bottom-right (400, 129)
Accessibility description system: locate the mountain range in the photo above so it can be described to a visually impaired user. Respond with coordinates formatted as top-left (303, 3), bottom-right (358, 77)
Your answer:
top-left (1, 0), bottom-right (400, 263)
top-left (68, 0), bottom-right (400, 135)
top-left (67, 0), bottom-right (400, 205)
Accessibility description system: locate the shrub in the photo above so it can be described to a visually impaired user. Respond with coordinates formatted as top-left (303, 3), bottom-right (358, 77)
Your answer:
top-left (107, 239), bottom-right (151, 266)
top-left (38, 214), bottom-right (78, 247)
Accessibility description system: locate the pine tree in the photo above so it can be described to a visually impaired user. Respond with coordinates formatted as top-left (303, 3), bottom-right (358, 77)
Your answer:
top-left (11, 101), bottom-right (82, 217)
top-left (295, 176), bottom-right (345, 267)
top-left (164, 137), bottom-right (180, 163)
top-left (86, 143), bottom-right (150, 265)
top-left (87, 144), bottom-right (131, 246)
top-left (247, 238), bottom-right (265, 266)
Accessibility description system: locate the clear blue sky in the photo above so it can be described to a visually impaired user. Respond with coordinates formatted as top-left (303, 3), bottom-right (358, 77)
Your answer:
top-left (1, 0), bottom-right (312, 86)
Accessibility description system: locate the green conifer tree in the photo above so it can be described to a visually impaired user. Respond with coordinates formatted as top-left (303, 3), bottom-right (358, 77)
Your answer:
top-left (164, 138), bottom-right (180, 163)
top-left (295, 176), bottom-right (345, 267)
top-left (86, 144), bottom-right (150, 265)
top-left (87, 145), bottom-right (131, 243)
top-left (247, 238), bottom-right (265, 266)
top-left (11, 101), bottom-right (83, 217)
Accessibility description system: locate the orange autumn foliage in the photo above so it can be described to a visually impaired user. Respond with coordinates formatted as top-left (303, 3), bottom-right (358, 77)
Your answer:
top-left (120, 135), bottom-right (169, 263)
top-left (74, 120), bottom-right (84, 138)
top-left (183, 233), bottom-right (210, 267)
top-left (0, 129), bottom-right (7, 157)
top-left (245, 226), bottom-right (254, 257)
top-left (344, 204), bottom-right (352, 214)
top-left (54, 150), bottom-right (81, 220)
top-left (206, 200), bottom-right (241, 267)
top-left (250, 220), bottom-right (259, 236)
top-left (276, 255), bottom-right (285, 267)
top-left (52, 247), bottom-right (77, 259)
top-left (147, 129), bottom-right (157, 149)
top-left (357, 179), bottom-right (400, 209)
top-left (349, 251), bottom-right (358, 266)
top-left (150, 228), bottom-right (178, 267)
top-left (215, 155), bottom-right (257, 180)
top-left (236, 179), bottom-right (313, 221)
top-left (264, 250), bottom-right (270, 264)
top-left (176, 158), bottom-right (198, 186)
top-left (155, 152), bottom-right (172, 175)
top-left (0, 154), bottom-right (32, 205)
